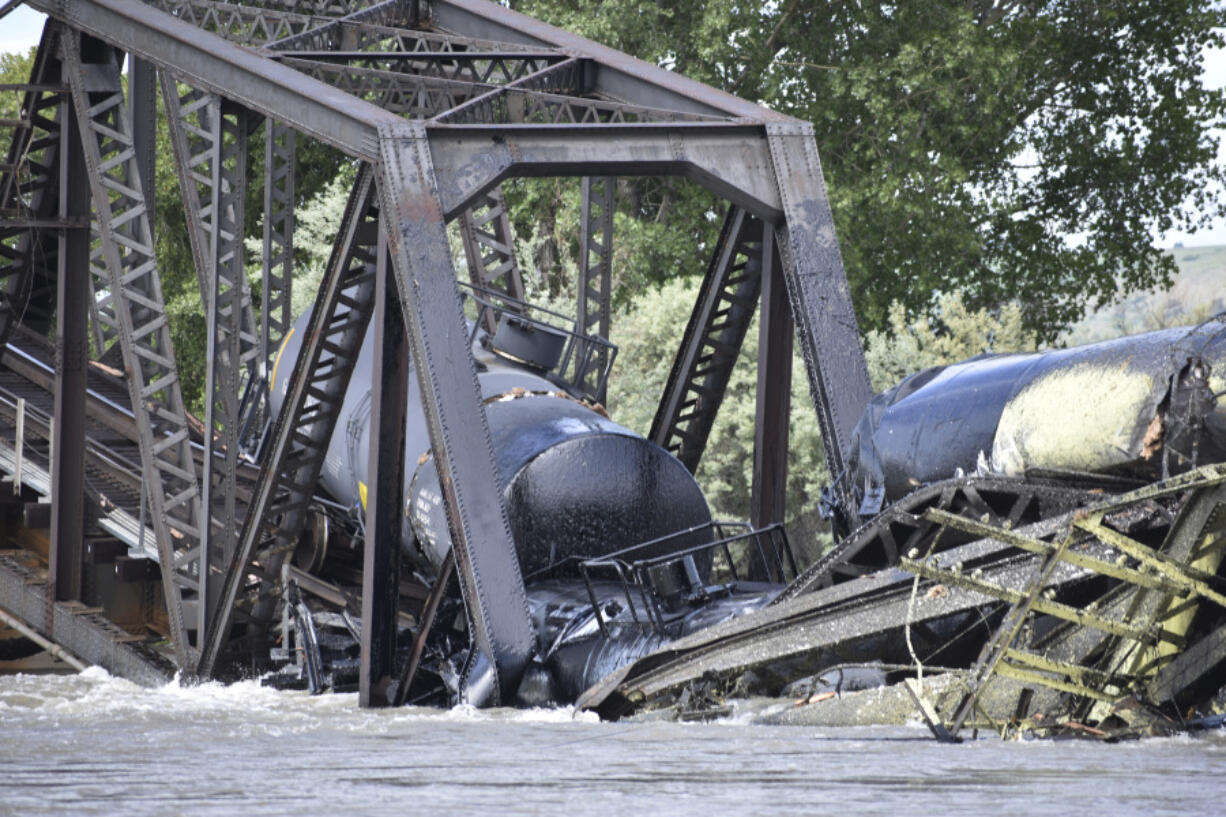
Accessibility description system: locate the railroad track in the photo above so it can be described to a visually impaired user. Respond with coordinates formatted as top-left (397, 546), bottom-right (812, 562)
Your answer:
top-left (0, 328), bottom-right (259, 556)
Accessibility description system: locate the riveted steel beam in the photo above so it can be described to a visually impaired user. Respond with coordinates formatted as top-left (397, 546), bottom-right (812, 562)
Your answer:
top-left (260, 119), bottom-right (295, 371)
top-left (575, 175), bottom-right (614, 403)
top-left (63, 30), bottom-right (205, 666)
top-left (764, 121), bottom-right (872, 492)
top-left (200, 165), bottom-right (382, 677)
top-left (359, 222), bottom-right (408, 708)
top-left (29, 0), bottom-right (400, 160)
top-left (426, 123), bottom-right (783, 222)
top-left (651, 207), bottom-right (764, 471)
top-left (751, 228), bottom-right (791, 532)
top-left (376, 120), bottom-right (534, 706)
top-left (49, 87), bottom-right (89, 603)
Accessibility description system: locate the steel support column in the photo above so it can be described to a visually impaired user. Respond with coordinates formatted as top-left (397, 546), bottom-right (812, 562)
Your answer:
top-left (765, 122), bottom-right (872, 504)
top-left (49, 100), bottom-right (88, 603)
top-left (63, 31), bottom-right (204, 666)
top-left (751, 229), bottom-right (791, 534)
top-left (129, 57), bottom-right (156, 232)
top-left (359, 223), bottom-right (409, 708)
top-left (160, 78), bottom-right (259, 635)
top-left (260, 119), bottom-right (295, 370)
top-left (650, 208), bottom-right (763, 472)
top-left (575, 175), bottom-right (613, 403)
top-left (201, 166), bottom-right (382, 677)
top-left (375, 121), bottom-right (534, 706)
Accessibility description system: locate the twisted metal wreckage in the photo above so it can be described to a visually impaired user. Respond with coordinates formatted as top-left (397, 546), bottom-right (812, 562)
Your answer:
top-left (0, 0), bottom-right (1224, 741)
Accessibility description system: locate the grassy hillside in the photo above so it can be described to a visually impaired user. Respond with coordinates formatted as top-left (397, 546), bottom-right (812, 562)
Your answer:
top-left (1065, 244), bottom-right (1226, 344)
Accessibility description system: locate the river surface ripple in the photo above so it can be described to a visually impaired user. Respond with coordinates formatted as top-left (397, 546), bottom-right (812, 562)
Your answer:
top-left (1, 668), bottom-right (1223, 816)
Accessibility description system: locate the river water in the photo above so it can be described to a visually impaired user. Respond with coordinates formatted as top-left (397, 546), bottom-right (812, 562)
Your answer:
top-left (2, 668), bottom-right (1223, 817)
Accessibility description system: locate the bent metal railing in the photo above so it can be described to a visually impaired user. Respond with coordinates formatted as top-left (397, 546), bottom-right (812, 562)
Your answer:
top-left (578, 521), bottom-right (797, 636)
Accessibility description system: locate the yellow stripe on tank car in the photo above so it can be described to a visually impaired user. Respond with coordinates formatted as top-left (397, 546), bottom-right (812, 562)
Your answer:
top-left (269, 325), bottom-right (296, 396)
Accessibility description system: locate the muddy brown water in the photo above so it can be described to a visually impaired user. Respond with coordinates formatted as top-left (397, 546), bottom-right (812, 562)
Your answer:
top-left (1, 668), bottom-right (1223, 816)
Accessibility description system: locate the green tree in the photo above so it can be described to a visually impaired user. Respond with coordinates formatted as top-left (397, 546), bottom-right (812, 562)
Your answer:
top-left (510, 0), bottom-right (1226, 340)
top-left (0, 49), bottom-right (35, 122)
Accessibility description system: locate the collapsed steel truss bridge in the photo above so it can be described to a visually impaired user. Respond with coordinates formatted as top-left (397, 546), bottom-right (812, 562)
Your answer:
top-left (0, 0), bottom-right (873, 705)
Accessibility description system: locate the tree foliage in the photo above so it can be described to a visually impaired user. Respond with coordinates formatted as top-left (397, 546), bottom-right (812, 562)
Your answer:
top-left (510, 0), bottom-right (1226, 339)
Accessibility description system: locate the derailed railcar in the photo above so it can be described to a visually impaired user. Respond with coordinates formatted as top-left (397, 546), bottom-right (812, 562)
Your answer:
top-left (583, 320), bottom-right (1226, 739)
top-left (839, 321), bottom-right (1226, 528)
top-left (267, 296), bottom-right (791, 704)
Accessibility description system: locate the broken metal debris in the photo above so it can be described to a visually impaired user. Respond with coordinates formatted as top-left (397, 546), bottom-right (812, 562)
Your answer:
top-left (567, 320), bottom-right (1226, 740)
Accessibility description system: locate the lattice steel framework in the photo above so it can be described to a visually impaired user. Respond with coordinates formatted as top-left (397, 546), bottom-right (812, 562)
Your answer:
top-left (6, 0), bottom-right (875, 703)
top-left (61, 29), bottom-right (205, 666)
top-left (651, 207), bottom-right (764, 470)
top-left (574, 175), bottom-right (614, 403)
top-left (160, 77), bottom-right (262, 627)
top-left (260, 119), bottom-right (295, 370)
top-left (0, 24), bottom-right (65, 343)
top-left (458, 184), bottom-right (522, 330)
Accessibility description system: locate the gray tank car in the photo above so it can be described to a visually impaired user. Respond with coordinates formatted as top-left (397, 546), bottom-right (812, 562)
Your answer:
top-left (268, 306), bottom-right (783, 703)
top-left (270, 311), bottom-right (713, 578)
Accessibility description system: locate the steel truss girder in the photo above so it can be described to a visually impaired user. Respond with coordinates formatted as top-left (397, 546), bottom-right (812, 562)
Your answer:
top-left (764, 122), bottom-right (873, 489)
top-left (270, 16), bottom-right (536, 54)
top-left (0, 24), bottom-right (64, 345)
top-left (29, 0), bottom-right (401, 160)
top-left (279, 58), bottom-right (490, 118)
top-left (376, 120), bottom-right (534, 705)
top-left (426, 124), bottom-right (783, 222)
top-left (62, 30), bottom-right (205, 666)
top-left (260, 119), bottom-right (295, 370)
top-left (144, 0), bottom-right (329, 47)
top-left (434, 58), bottom-right (718, 126)
top-left (651, 207), bottom-right (764, 470)
top-left (200, 165), bottom-right (382, 677)
top-left (575, 175), bottom-right (614, 403)
top-left (278, 50), bottom-right (568, 86)
top-left (160, 76), bottom-right (261, 630)
top-left (431, 0), bottom-right (781, 122)
top-left (457, 183), bottom-right (523, 328)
